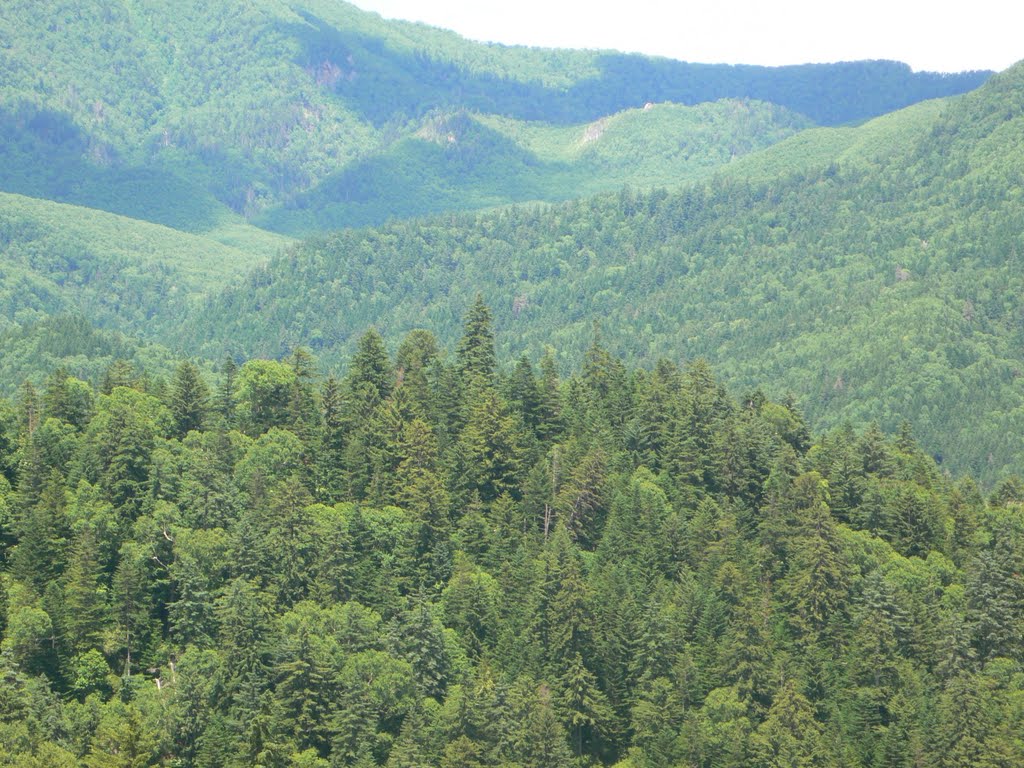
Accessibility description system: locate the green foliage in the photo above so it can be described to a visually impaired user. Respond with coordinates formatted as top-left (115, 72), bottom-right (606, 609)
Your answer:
top-left (0, 0), bottom-right (987, 238)
top-left (2, 296), bottom-right (1024, 767)
top-left (186, 65), bottom-right (1024, 484)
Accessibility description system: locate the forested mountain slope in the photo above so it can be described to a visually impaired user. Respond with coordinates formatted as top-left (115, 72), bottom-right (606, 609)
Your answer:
top-left (184, 63), bottom-right (1024, 483)
top-left (2, 305), bottom-right (1024, 766)
top-left (0, 0), bottom-right (988, 232)
top-left (0, 191), bottom-right (290, 334)
top-left (255, 99), bottom-right (811, 234)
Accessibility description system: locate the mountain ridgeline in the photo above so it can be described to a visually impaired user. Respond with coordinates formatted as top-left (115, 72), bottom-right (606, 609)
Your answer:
top-left (173, 62), bottom-right (1024, 485)
top-left (0, 0), bottom-right (989, 234)
top-left (3, 3), bottom-right (1024, 764)
top-left (2, 306), bottom-right (1024, 766)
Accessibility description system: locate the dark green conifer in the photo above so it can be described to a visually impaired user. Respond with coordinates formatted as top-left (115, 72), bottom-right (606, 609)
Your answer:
top-left (170, 360), bottom-right (210, 437)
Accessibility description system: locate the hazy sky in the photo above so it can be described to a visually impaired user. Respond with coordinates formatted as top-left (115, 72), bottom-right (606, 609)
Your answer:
top-left (352, 0), bottom-right (1022, 73)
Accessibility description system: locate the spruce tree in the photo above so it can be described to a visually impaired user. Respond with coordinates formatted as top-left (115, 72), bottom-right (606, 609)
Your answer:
top-left (170, 360), bottom-right (210, 438)
top-left (456, 295), bottom-right (497, 386)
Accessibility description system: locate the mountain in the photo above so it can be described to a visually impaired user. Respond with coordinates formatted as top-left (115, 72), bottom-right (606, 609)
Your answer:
top-left (0, 0), bottom-right (989, 234)
top-left (0, 190), bottom-right (290, 334)
top-left (0, 0), bottom-right (1014, 479)
top-left (180, 63), bottom-right (1024, 483)
top-left (255, 99), bottom-right (812, 233)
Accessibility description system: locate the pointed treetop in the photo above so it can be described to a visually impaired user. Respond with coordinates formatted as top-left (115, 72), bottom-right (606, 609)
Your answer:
top-left (457, 295), bottom-right (496, 384)
top-left (347, 328), bottom-right (393, 405)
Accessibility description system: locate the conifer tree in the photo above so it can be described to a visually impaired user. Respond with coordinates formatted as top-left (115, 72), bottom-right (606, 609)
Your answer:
top-left (316, 376), bottom-right (346, 503)
top-left (111, 541), bottom-right (153, 678)
top-left (346, 328), bottom-right (393, 412)
top-left (750, 679), bottom-right (829, 768)
top-left (456, 296), bottom-right (497, 386)
top-left (62, 525), bottom-right (108, 656)
top-left (559, 651), bottom-right (613, 758)
top-left (536, 348), bottom-right (564, 443)
top-left (216, 355), bottom-right (239, 428)
top-left (966, 541), bottom-right (1024, 662)
top-left (518, 683), bottom-right (575, 768)
top-left (101, 359), bottom-right (137, 394)
top-left (170, 360), bottom-right (210, 438)
top-left (395, 328), bottom-right (442, 422)
top-left (43, 368), bottom-right (93, 429)
top-left (11, 468), bottom-right (70, 594)
top-left (778, 472), bottom-right (851, 644)
top-left (263, 477), bottom-right (317, 607)
top-left (397, 418), bottom-right (452, 586)
top-left (388, 599), bottom-right (452, 699)
top-left (455, 383), bottom-right (525, 503)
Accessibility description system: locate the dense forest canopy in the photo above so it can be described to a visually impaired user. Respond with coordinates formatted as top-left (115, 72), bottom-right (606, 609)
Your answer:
top-left (168, 62), bottom-right (1024, 485)
top-left (2, 302), bottom-right (1024, 767)
top-left (1, 8), bottom-right (1023, 762)
top-left (2, 61), bottom-right (1024, 485)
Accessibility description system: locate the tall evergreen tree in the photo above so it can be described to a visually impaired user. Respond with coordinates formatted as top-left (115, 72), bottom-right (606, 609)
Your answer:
top-left (170, 360), bottom-right (210, 438)
top-left (11, 468), bottom-right (70, 594)
top-left (456, 295), bottom-right (497, 386)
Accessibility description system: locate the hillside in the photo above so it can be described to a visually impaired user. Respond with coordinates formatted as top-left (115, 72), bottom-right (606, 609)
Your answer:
top-left (0, 0), bottom-right (989, 233)
top-left (0, 191), bottom-right (290, 334)
top-left (2, 310), bottom-right (1024, 767)
top-left (256, 99), bottom-right (812, 234)
top-left (180, 63), bottom-right (1024, 483)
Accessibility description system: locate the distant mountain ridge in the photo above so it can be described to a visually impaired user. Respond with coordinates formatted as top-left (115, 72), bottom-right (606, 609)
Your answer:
top-left (177, 62), bottom-right (1024, 484)
top-left (0, 0), bottom-right (990, 233)
top-left (0, 0), bottom-right (1019, 482)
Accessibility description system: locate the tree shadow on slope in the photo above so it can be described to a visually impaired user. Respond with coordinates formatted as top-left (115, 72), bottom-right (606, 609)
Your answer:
top-left (284, 12), bottom-right (991, 129)
top-left (0, 103), bottom-right (227, 232)
top-left (255, 111), bottom-right (586, 235)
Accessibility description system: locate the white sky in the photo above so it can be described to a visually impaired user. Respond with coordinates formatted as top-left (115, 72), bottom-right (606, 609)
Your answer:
top-left (351, 0), bottom-right (1023, 73)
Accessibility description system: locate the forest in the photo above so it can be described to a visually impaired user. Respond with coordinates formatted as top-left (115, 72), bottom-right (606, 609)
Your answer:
top-left (0, 0), bottom-right (988, 234)
top-left (2, 299), bottom-right (1023, 767)
top-left (2, 6), bottom-right (1024, 765)
top-left (1, 1), bottom-right (1017, 489)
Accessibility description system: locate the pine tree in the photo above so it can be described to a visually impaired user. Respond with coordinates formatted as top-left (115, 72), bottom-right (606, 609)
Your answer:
top-left (628, 359), bottom-right (679, 470)
top-left (720, 593), bottom-right (775, 713)
top-left (456, 296), bottom-right (497, 386)
top-left (62, 525), bottom-right (109, 656)
top-left (346, 328), bottom-right (393, 411)
top-left (216, 355), bottom-right (239, 428)
top-left (170, 360), bottom-right (210, 438)
top-left (395, 329), bottom-right (441, 422)
top-left (559, 652), bottom-right (613, 758)
top-left (101, 359), bottom-right (138, 394)
top-left (536, 348), bottom-right (564, 443)
top-left (778, 472), bottom-right (850, 645)
top-left (288, 346), bottom-right (322, 450)
top-left (554, 445), bottom-right (608, 547)
top-left (397, 418), bottom-right (452, 587)
top-left (388, 599), bottom-right (452, 699)
top-left (42, 368), bottom-right (93, 429)
top-left (216, 577), bottom-right (274, 718)
top-left (518, 683), bottom-right (574, 768)
top-left (631, 677), bottom-right (688, 767)
top-left (169, 552), bottom-right (217, 648)
top-left (111, 541), bottom-right (153, 678)
top-left (273, 608), bottom-right (334, 755)
top-left (750, 679), bottom-right (829, 767)
top-left (455, 383), bottom-right (526, 503)
top-left (11, 468), bottom-right (70, 594)
top-left (316, 376), bottom-right (346, 503)
top-left (966, 541), bottom-right (1024, 662)
top-left (15, 380), bottom-right (40, 438)
top-left (505, 355), bottom-right (543, 436)
top-left (544, 525), bottom-right (593, 676)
